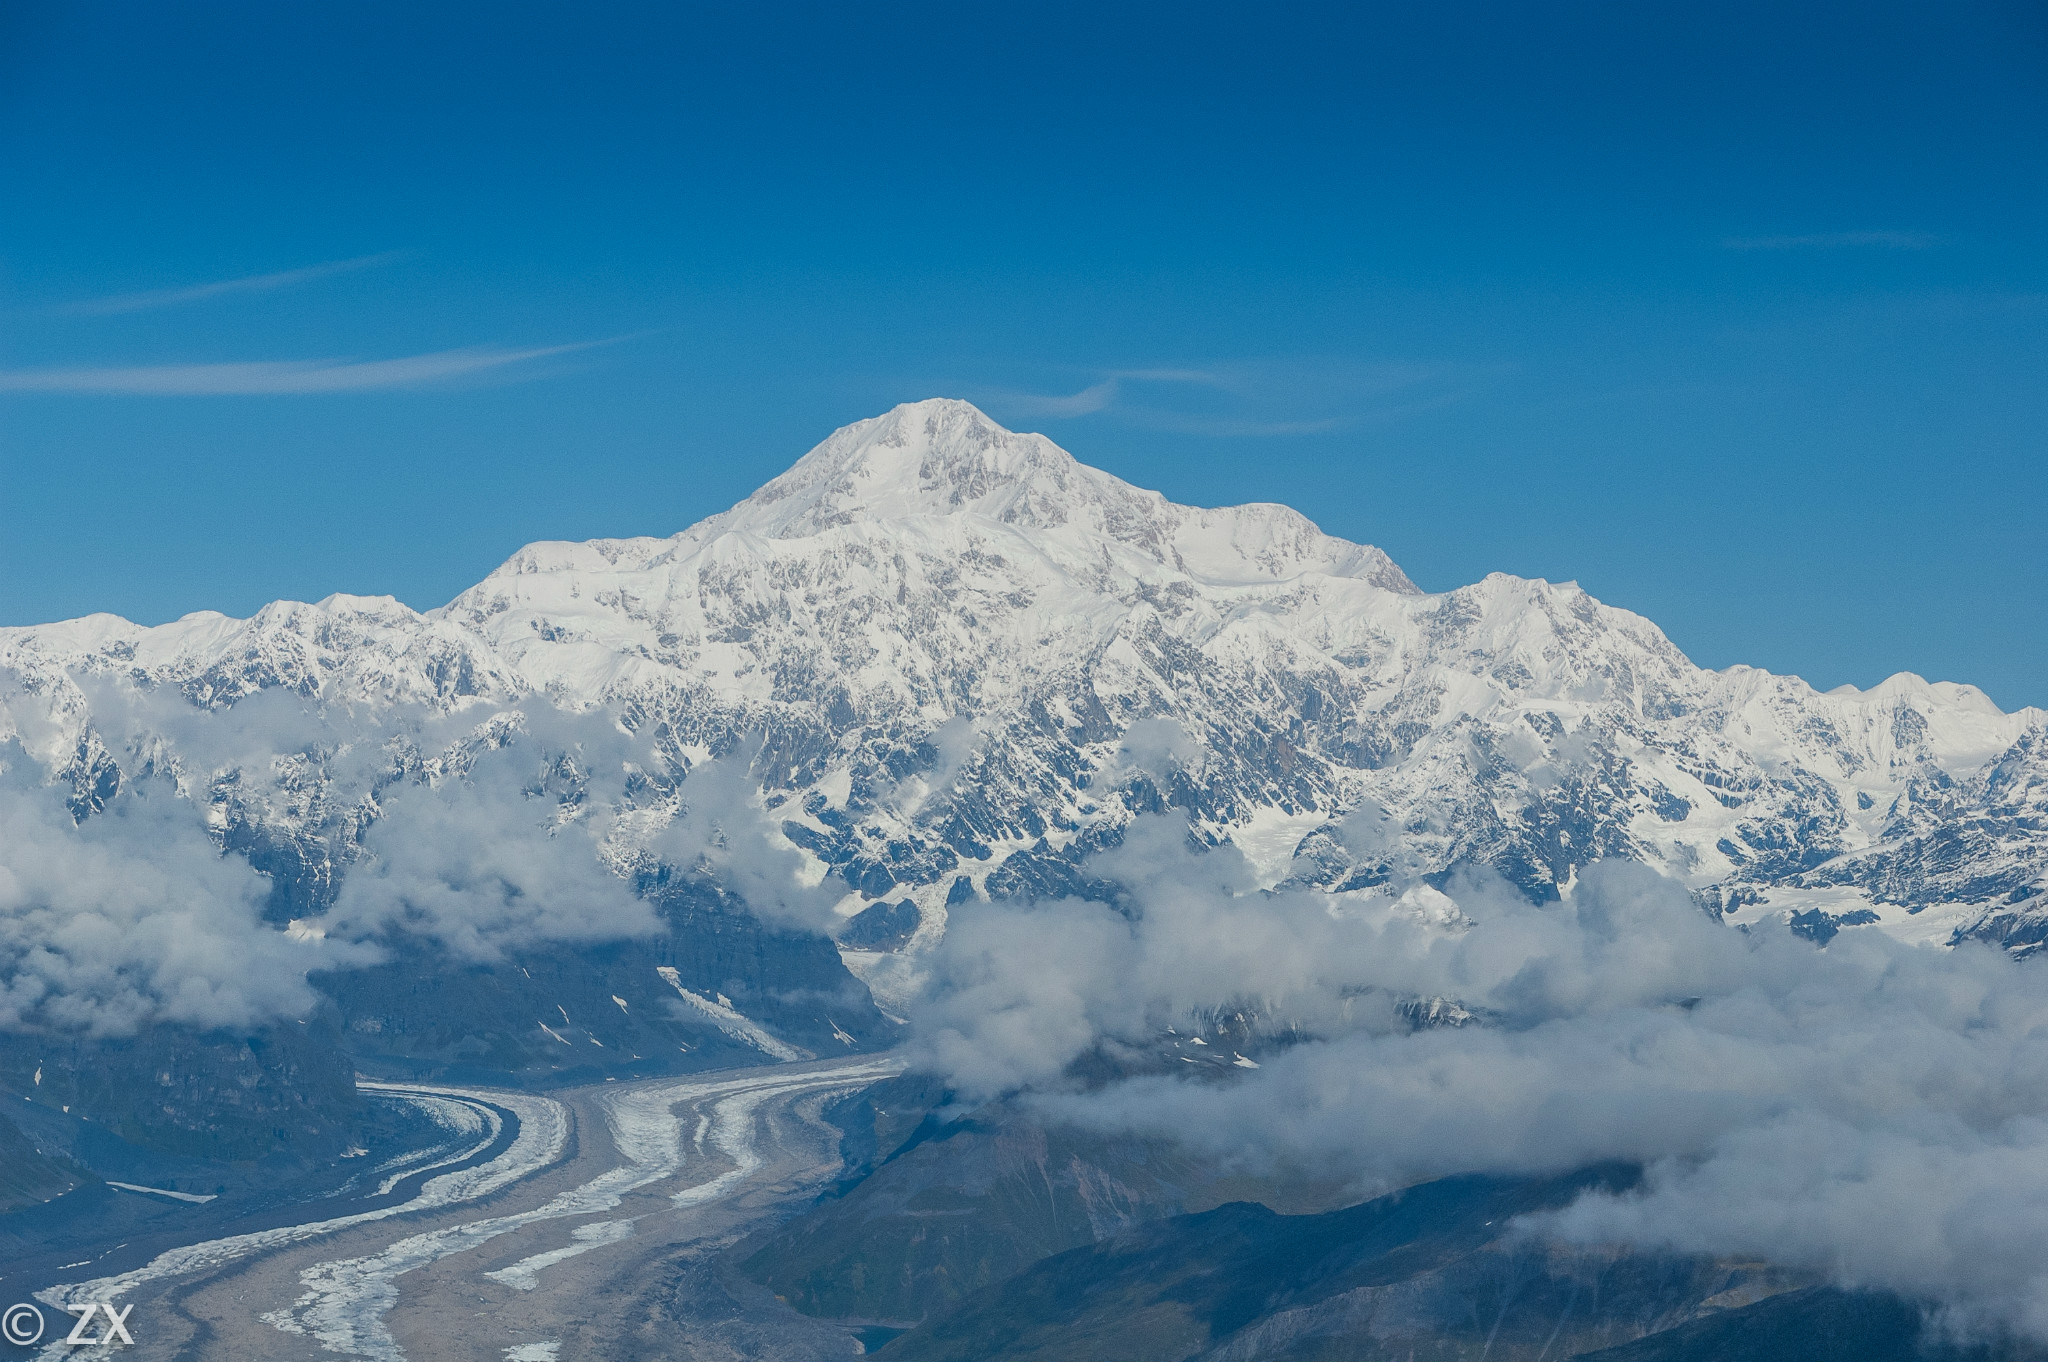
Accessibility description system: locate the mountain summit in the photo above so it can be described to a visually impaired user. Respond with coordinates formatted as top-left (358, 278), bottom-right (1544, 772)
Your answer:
top-left (3, 400), bottom-right (2045, 989)
top-left (718, 399), bottom-right (1419, 590)
top-left (738, 398), bottom-right (1115, 535)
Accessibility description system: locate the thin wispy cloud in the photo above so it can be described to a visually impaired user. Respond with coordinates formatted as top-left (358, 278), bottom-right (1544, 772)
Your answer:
top-left (53, 251), bottom-right (408, 316)
top-left (1137, 414), bottom-right (1351, 438)
top-left (979, 360), bottom-right (1468, 437)
top-left (994, 369), bottom-right (1226, 418)
top-left (1010, 379), bottom-right (1121, 416)
top-left (1721, 230), bottom-right (1939, 251)
top-left (0, 339), bottom-right (619, 396)
top-left (1113, 367), bottom-right (1224, 385)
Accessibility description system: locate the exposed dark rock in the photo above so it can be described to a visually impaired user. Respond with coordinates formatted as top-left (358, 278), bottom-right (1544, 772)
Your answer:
top-left (0, 1015), bottom-right (357, 1161)
top-left (839, 899), bottom-right (921, 952)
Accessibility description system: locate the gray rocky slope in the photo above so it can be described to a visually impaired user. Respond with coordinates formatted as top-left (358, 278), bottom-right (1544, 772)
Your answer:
top-left (3, 396), bottom-right (2044, 1015)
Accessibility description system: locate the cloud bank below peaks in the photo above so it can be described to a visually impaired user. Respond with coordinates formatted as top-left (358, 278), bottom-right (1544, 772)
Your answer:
top-left (0, 750), bottom-right (353, 1035)
top-left (909, 815), bottom-right (2048, 1341)
top-left (316, 737), bottom-right (660, 961)
top-left (651, 743), bottom-right (847, 937)
top-left (0, 696), bottom-right (696, 1034)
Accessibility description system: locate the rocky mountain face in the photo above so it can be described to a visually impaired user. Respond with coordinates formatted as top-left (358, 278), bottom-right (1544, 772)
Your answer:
top-left (863, 1167), bottom-right (2038, 1362)
top-left (0, 1016), bottom-right (358, 1161)
top-left (0, 1109), bottom-right (85, 1213)
top-left (740, 1081), bottom-right (1215, 1327)
top-left (1, 398), bottom-right (2044, 1149)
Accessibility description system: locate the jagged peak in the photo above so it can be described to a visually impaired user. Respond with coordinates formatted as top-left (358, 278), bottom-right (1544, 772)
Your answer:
top-left (729, 398), bottom-right (1108, 536)
top-left (308, 592), bottom-right (422, 621)
top-left (708, 398), bottom-right (1419, 591)
top-left (427, 400), bottom-right (1421, 597)
top-left (1824, 671), bottom-right (2029, 719)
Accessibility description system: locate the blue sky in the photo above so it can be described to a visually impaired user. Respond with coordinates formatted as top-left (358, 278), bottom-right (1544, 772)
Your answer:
top-left (1, 2), bottom-right (2043, 707)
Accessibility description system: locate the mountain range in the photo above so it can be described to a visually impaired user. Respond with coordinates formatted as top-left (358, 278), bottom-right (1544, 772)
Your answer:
top-left (4, 396), bottom-right (2042, 994)
top-left (6, 398), bottom-right (2047, 1358)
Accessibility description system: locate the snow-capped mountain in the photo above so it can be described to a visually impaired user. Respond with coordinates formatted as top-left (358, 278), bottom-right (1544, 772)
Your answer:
top-left (4, 397), bottom-right (2044, 963)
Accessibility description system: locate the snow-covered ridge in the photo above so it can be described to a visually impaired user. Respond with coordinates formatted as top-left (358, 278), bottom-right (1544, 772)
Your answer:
top-left (2, 398), bottom-right (2044, 952)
